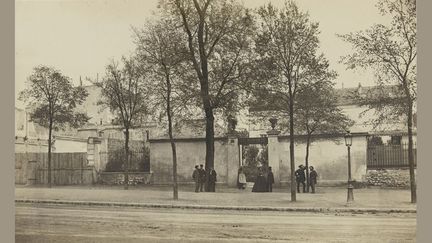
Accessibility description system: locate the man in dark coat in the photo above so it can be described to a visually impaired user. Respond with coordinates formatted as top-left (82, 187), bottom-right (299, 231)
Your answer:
top-left (309, 166), bottom-right (318, 193)
top-left (198, 164), bottom-right (206, 192)
top-left (295, 165), bottom-right (306, 193)
top-left (267, 166), bottom-right (275, 192)
top-left (192, 165), bottom-right (200, 193)
top-left (208, 167), bottom-right (217, 192)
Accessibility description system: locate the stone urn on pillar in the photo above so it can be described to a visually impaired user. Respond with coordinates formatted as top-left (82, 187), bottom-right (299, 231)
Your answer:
top-left (269, 117), bottom-right (277, 130)
top-left (227, 115), bottom-right (237, 135)
top-left (268, 117), bottom-right (279, 135)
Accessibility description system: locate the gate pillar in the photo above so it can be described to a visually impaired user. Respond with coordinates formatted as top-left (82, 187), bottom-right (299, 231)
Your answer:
top-left (267, 130), bottom-right (281, 186)
top-left (87, 137), bottom-right (102, 167)
top-left (227, 135), bottom-right (240, 187)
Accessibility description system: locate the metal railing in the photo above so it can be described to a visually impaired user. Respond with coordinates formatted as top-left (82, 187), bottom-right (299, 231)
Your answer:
top-left (367, 142), bottom-right (417, 169)
top-left (100, 150), bottom-right (150, 172)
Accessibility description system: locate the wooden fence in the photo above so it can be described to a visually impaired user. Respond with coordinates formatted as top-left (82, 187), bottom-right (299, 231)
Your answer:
top-left (367, 143), bottom-right (417, 169)
top-left (15, 152), bottom-right (95, 185)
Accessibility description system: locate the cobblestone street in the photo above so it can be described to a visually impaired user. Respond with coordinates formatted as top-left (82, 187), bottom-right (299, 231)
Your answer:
top-left (15, 204), bottom-right (416, 243)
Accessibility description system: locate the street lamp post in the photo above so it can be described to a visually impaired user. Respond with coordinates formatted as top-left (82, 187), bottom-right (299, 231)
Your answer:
top-left (344, 131), bottom-right (354, 203)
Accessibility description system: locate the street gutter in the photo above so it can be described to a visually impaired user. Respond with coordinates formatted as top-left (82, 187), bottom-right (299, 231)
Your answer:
top-left (15, 199), bottom-right (416, 214)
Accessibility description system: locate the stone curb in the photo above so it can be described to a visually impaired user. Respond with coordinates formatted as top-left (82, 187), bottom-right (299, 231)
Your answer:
top-left (15, 199), bottom-right (416, 214)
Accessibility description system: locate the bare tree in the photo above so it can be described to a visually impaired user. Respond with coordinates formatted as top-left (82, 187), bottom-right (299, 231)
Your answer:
top-left (19, 66), bottom-right (89, 187)
top-left (253, 1), bottom-right (322, 201)
top-left (95, 57), bottom-right (149, 190)
top-left (339, 0), bottom-right (417, 203)
top-left (159, 0), bottom-right (255, 189)
top-left (133, 17), bottom-right (195, 199)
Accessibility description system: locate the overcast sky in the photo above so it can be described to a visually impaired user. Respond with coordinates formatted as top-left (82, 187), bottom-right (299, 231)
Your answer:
top-left (15, 0), bottom-right (391, 108)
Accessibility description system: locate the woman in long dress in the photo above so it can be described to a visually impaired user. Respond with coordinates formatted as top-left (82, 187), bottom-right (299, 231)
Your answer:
top-left (238, 168), bottom-right (247, 190)
top-left (252, 169), bottom-right (268, 192)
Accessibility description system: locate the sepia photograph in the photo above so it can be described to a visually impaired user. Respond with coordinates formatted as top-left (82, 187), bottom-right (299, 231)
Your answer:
top-left (14, 0), bottom-right (417, 242)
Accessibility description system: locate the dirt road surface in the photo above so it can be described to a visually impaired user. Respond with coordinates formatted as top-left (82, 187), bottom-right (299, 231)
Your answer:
top-left (15, 203), bottom-right (416, 242)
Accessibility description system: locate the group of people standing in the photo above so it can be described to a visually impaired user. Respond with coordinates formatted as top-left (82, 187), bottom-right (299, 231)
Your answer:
top-left (192, 164), bottom-right (217, 192)
top-left (295, 165), bottom-right (318, 193)
top-left (238, 167), bottom-right (275, 192)
top-left (192, 163), bottom-right (318, 194)
top-left (238, 165), bottom-right (318, 193)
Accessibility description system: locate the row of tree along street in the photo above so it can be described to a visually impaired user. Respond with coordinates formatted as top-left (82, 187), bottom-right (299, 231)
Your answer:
top-left (20, 0), bottom-right (416, 203)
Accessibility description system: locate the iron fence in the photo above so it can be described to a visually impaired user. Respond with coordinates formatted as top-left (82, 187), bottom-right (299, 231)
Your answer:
top-left (100, 149), bottom-right (150, 172)
top-left (367, 142), bottom-right (417, 169)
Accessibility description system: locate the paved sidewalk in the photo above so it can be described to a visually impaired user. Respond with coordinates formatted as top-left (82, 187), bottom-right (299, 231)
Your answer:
top-left (15, 185), bottom-right (416, 213)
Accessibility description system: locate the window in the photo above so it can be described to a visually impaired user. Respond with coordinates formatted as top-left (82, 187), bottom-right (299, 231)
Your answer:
top-left (369, 136), bottom-right (384, 145)
top-left (389, 135), bottom-right (402, 145)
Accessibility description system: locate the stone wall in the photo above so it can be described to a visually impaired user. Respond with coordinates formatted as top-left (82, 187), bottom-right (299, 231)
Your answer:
top-left (277, 135), bottom-right (368, 185)
top-left (366, 168), bottom-right (415, 188)
top-left (149, 138), bottom-right (233, 185)
top-left (98, 172), bottom-right (153, 185)
top-left (148, 134), bottom-right (369, 187)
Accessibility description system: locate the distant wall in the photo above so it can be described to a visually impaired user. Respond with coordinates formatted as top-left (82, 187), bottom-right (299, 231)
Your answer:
top-left (149, 138), bottom-right (230, 185)
top-left (245, 104), bottom-right (409, 137)
top-left (53, 137), bottom-right (87, 153)
top-left (107, 138), bottom-right (146, 152)
top-left (15, 136), bottom-right (48, 153)
top-left (15, 141), bottom-right (48, 153)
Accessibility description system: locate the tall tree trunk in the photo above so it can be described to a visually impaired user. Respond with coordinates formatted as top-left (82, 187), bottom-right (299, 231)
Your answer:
top-left (196, 8), bottom-right (214, 192)
top-left (168, 128), bottom-right (178, 200)
top-left (305, 135), bottom-right (311, 193)
top-left (289, 96), bottom-right (296, 201)
top-left (407, 100), bottom-right (416, 203)
top-left (124, 128), bottom-right (130, 190)
top-left (166, 75), bottom-right (178, 200)
top-left (205, 108), bottom-right (215, 192)
top-left (47, 119), bottom-right (53, 188)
